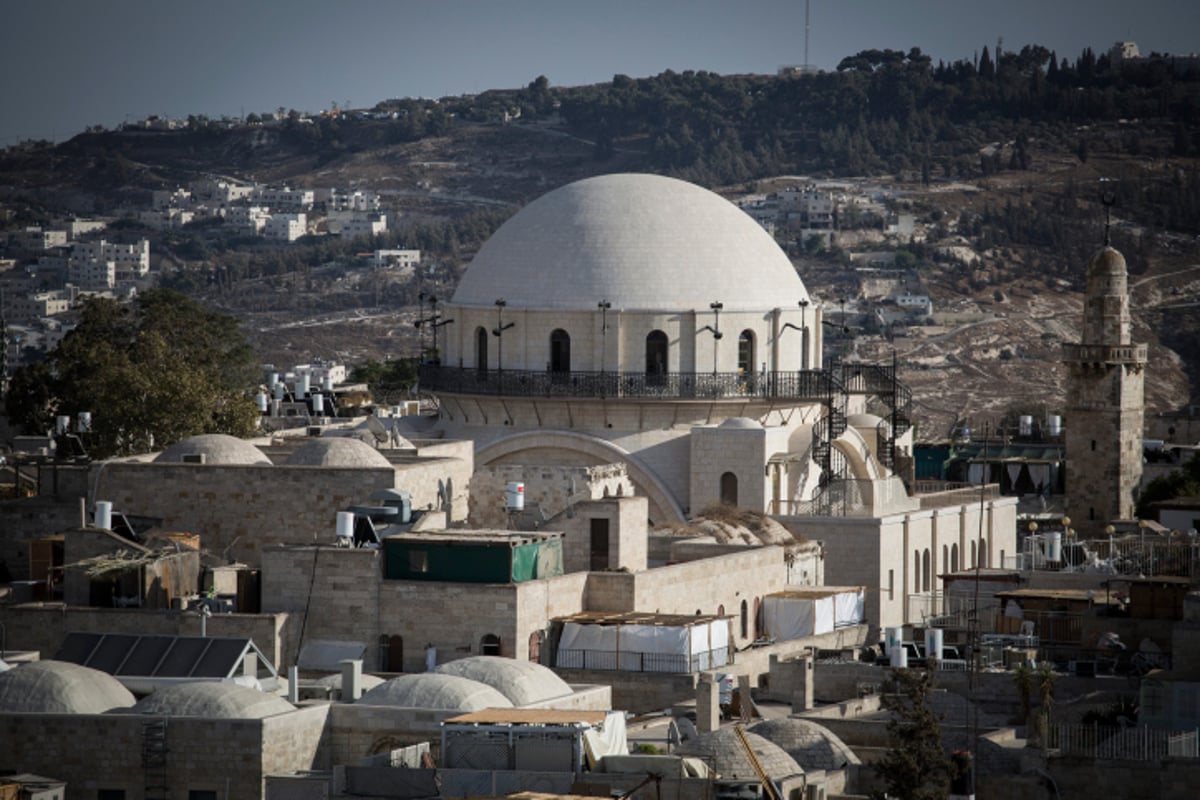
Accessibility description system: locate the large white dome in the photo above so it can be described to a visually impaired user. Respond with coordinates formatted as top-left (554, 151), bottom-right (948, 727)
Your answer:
top-left (452, 173), bottom-right (809, 312)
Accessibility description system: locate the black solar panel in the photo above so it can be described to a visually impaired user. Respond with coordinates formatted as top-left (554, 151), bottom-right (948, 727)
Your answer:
top-left (116, 635), bottom-right (174, 676)
top-left (192, 638), bottom-right (248, 678)
top-left (156, 637), bottom-right (211, 677)
top-left (51, 631), bottom-right (259, 680)
top-left (88, 633), bottom-right (140, 673)
top-left (54, 632), bottom-right (104, 665)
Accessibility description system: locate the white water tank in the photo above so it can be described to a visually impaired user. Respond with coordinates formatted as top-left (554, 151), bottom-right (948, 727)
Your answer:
top-left (1019, 415), bottom-right (1033, 437)
top-left (336, 511), bottom-right (355, 544)
top-left (95, 501), bottom-right (113, 531)
top-left (884, 626), bottom-right (903, 656)
top-left (1048, 415), bottom-right (1062, 436)
top-left (506, 481), bottom-right (525, 511)
top-left (890, 643), bottom-right (908, 668)
top-left (924, 627), bottom-right (944, 662)
top-left (310, 393), bottom-right (323, 416)
top-left (1048, 531), bottom-right (1063, 563)
top-left (274, 381), bottom-right (286, 400)
top-left (256, 392), bottom-right (269, 413)
top-left (55, 415), bottom-right (70, 435)
top-left (323, 377), bottom-right (334, 392)
top-left (267, 371), bottom-right (279, 389)
top-left (76, 411), bottom-right (92, 432)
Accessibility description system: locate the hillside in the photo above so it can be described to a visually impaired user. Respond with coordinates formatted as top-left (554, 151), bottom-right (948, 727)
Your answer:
top-left (2, 48), bottom-right (1199, 438)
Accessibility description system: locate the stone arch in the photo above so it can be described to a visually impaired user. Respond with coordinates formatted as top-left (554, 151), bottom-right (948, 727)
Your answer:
top-left (475, 430), bottom-right (687, 523)
top-left (832, 426), bottom-right (882, 480)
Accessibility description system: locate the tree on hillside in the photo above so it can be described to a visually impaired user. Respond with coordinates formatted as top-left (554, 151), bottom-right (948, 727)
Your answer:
top-left (4, 290), bottom-right (260, 458)
top-left (874, 668), bottom-right (952, 800)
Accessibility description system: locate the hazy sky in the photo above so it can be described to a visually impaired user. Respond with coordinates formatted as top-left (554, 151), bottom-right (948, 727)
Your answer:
top-left (2, 0), bottom-right (1195, 145)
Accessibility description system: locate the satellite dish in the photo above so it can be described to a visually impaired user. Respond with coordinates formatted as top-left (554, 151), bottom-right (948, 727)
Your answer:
top-left (366, 415), bottom-right (390, 446)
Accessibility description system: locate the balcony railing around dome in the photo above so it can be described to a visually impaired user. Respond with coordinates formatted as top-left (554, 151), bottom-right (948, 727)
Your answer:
top-left (417, 365), bottom-right (839, 401)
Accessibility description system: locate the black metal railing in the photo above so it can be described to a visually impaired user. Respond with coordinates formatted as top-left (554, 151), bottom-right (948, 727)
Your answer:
top-left (418, 365), bottom-right (839, 401)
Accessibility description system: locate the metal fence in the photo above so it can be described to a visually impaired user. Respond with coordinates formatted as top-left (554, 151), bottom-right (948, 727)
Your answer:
top-left (555, 647), bottom-right (729, 674)
top-left (1003, 539), bottom-right (1200, 578)
top-left (1046, 724), bottom-right (1200, 760)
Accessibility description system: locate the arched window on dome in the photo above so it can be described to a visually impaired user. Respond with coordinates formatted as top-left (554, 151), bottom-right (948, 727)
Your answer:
top-left (475, 327), bottom-right (488, 376)
top-left (646, 330), bottom-right (668, 384)
top-left (549, 329), bottom-right (570, 375)
top-left (720, 472), bottom-right (738, 506)
top-left (481, 633), bottom-right (501, 656)
top-left (738, 330), bottom-right (756, 376)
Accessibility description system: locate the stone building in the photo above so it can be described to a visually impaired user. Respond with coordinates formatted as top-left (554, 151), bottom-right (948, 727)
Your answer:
top-left (414, 173), bottom-right (1016, 630)
top-left (1063, 244), bottom-right (1147, 536)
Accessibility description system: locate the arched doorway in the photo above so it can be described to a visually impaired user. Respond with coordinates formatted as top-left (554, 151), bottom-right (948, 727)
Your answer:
top-left (951, 543), bottom-right (959, 572)
top-left (378, 634), bottom-right (403, 672)
top-left (475, 327), bottom-right (488, 375)
top-left (481, 634), bottom-right (501, 656)
top-left (737, 330), bottom-right (755, 375)
top-left (550, 329), bottom-right (570, 374)
top-left (740, 600), bottom-right (748, 639)
top-left (922, 549), bottom-right (931, 592)
top-left (720, 472), bottom-right (738, 506)
top-left (646, 330), bottom-right (668, 383)
top-left (528, 631), bottom-right (543, 664)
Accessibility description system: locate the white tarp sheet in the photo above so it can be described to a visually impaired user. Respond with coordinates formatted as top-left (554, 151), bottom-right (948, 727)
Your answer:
top-left (835, 588), bottom-right (866, 628)
top-left (582, 711), bottom-right (629, 768)
top-left (763, 589), bottom-right (865, 641)
top-left (556, 619), bottom-right (729, 672)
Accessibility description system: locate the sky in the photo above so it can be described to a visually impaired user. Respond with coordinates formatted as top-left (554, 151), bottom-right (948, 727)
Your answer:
top-left (2, 0), bottom-right (1196, 146)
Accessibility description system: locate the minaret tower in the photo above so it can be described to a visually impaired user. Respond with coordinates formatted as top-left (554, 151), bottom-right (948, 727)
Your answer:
top-left (1063, 222), bottom-right (1147, 536)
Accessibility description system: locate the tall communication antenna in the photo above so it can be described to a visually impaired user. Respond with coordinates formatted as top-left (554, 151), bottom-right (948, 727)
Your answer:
top-left (804, 0), bottom-right (811, 71)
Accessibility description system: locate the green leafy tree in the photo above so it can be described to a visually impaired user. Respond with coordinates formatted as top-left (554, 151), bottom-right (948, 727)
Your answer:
top-left (4, 290), bottom-right (259, 458)
top-left (874, 669), bottom-right (951, 800)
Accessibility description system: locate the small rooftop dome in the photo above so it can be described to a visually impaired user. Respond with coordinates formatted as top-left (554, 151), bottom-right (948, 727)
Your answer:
top-left (357, 673), bottom-right (513, 711)
top-left (847, 413), bottom-right (889, 433)
top-left (0, 661), bottom-right (135, 714)
top-left (286, 437), bottom-right (394, 468)
top-left (435, 656), bottom-right (572, 706)
top-left (677, 728), bottom-right (804, 783)
top-left (155, 434), bottom-right (271, 466)
top-left (130, 682), bottom-right (295, 719)
top-left (718, 417), bottom-right (764, 430)
top-left (749, 718), bottom-right (861, 771)
top-left (1088, 245), bottom-right (1127, 278)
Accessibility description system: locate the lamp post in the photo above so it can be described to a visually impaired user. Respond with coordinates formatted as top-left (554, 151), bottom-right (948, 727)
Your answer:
top-left (492, 299), bottom-right (514, 382)
top-left (798, 299), bottom-right (810, 370)
top-left (598, 300), bottom-right (611, 374)
top-left (415, 292), bottom-right (442, 363)
top-left (707, 301), bottom-right (723, 377)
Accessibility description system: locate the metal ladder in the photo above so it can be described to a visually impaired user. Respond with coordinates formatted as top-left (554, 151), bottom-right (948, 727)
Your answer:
top-left (733, 725), bottom-right (783, 800)
top-left (143, 718), bottom-right (169, 800)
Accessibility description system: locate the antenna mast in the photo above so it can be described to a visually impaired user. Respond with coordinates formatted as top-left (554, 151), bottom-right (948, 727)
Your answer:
top-left (804, 0), bottom-right (811, 71)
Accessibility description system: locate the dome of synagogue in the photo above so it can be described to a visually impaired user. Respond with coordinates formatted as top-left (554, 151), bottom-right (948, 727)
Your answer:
top-left (286, 436), bottom-right (393, 468)
top-left (719, 417), bottom-right (764, 430)
top-left (0, 661), bottom-right (135, 714)
top-left (451, 174), bottom-right (809, 312)
top-left (131, 682), bottom-right (295, 719)
top-left (435, 656), bottom-right (572, 706)
top-left (155, 434), bottom-right (271, 466)
top-left (677, 727), bottom-right (804, 783)
top-left (749, 718), bottom-right (861, 771)
top-left (357, 674), bottom-right (514, 711)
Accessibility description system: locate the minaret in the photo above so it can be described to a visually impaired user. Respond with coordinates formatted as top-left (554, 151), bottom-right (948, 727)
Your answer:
top-left (1062, 238), bottom-right (1147, 536)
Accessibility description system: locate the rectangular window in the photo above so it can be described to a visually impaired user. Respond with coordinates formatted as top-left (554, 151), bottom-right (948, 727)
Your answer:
top-left (888, 570), bottom-right (895, 601)
top-left (97, 791), bottom-right (126, 800)
top-left (189, 792), bottom-right (219, 800)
